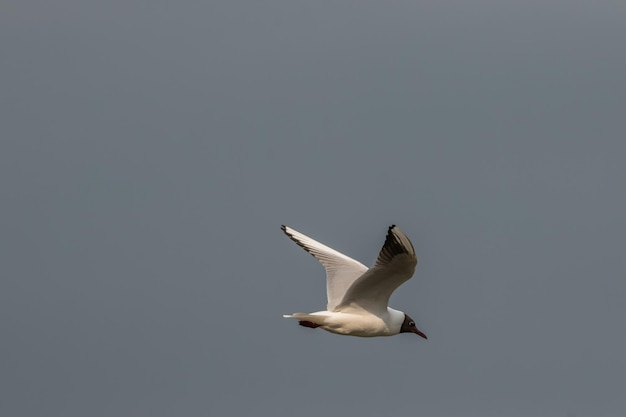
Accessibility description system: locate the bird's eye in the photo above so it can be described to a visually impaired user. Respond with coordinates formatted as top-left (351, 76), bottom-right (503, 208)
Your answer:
top-left (409, 321), bottom-right (415, 327)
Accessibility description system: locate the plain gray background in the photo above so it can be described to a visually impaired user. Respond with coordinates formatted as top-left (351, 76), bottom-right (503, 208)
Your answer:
top-left (1, 1), bottom-right (625, 416)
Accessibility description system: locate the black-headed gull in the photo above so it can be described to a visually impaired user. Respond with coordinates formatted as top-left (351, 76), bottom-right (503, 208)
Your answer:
top-left (282, 225), bottom-right (427, 339)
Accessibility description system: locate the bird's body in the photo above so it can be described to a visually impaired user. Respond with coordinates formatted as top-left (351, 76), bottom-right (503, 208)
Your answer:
top-left (282, 225), bottom-right (427, 339)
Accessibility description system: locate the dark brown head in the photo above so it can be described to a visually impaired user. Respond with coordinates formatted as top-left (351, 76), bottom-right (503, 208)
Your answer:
top-left (400, 314), bottom-right (427, 339)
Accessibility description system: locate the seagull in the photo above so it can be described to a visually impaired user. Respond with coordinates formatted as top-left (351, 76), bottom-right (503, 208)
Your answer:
top-left (282, 225), bottom-right (427, 339)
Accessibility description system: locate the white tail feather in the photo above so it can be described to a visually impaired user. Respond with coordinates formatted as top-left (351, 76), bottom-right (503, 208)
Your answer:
top-left (282, 313), bottom-right (328, 325)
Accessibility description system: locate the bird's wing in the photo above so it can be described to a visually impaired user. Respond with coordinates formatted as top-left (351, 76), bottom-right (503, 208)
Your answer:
top-left (335, 225), bottom-right (417, 315)
top-left (281, 225), bottom-right (368, 311)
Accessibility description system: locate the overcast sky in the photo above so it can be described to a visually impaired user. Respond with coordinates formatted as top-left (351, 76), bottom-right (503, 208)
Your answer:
top-left (1, 1), bottom-right (625, 417)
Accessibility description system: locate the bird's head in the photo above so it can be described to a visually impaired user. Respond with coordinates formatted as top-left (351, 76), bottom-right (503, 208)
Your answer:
top-left (400, 313), bottom-right (427, 339)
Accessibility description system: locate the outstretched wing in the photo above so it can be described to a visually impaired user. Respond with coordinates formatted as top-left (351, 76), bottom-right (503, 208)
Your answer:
top-left (336, 225), bottom-right (417, 315)
top-left (281, 225), bottom-right (368, 311)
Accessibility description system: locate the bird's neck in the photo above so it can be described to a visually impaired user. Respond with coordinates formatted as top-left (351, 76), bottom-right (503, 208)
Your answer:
top-left (387, 307), bottom-right (405, 333)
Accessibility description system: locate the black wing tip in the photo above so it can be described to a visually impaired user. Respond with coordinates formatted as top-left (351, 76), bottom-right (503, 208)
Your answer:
top-left (281, 225), bottom-right (296, 239)
top-left (281, 225), bottom-right (317, 257)
top-left (375, 224), bottom-right (415, 266)
top-left (281, 225), bottom-right (293, 236)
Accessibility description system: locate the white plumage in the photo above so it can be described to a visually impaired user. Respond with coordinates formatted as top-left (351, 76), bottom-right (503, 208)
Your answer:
top-left (282, 225), bottom-right (427, 339)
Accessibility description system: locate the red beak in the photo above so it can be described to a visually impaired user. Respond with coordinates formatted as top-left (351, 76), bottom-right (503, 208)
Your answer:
top-left (413, 328), bottom-right (428, 339)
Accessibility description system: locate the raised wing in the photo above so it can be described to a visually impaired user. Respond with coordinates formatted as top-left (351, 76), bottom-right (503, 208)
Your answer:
top-left (281, 225), bottom-right (368, 311)
top-left (336, 225), bottom-right (417, 315)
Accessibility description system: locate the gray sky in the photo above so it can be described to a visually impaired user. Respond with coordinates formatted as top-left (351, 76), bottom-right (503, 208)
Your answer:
top-left (1, 1), bottom-right (625, 416)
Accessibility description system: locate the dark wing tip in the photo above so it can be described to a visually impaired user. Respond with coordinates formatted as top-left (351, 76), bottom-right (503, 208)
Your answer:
top-left (281, 225), bottom-right (317, 257)
top-left (281, 225), bottom-right (298, 241)
top-left (375, 225), bottom-right (416, 268)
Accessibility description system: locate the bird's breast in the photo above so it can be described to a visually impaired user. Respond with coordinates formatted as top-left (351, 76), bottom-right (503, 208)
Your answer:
top-left (320, 311), bottom-right (395, 337)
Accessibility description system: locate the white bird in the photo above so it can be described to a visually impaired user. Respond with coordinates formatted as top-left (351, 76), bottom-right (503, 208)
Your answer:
top-left (282, 225), bottom-right (427, 339)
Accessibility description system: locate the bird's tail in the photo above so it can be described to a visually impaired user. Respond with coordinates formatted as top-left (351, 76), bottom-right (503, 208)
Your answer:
top-left (283, 313), bottom-right (328, 328)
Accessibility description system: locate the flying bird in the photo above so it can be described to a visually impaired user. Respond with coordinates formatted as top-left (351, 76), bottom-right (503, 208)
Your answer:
top-left (282, 225), bottom-right (427, 339)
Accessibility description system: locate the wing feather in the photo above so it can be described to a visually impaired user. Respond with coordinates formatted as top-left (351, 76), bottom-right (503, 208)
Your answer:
top-left (336, 225), bottom-right (417, 315)
top-left (281, 225), bottom-right (368, 311)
